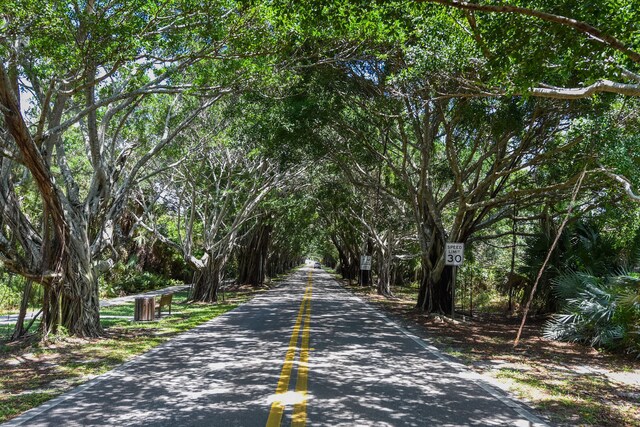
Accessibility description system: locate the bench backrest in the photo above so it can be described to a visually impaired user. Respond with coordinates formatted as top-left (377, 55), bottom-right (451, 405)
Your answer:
top-left (159, 293), bottom-right (173, 305)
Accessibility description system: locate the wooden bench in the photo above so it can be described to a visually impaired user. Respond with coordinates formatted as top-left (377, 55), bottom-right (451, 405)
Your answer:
top-left (155, 293), bottom-right (173, 317)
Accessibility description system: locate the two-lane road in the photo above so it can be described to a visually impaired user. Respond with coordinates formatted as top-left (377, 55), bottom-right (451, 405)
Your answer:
top-left (5, 267), bottom-right (548, 426)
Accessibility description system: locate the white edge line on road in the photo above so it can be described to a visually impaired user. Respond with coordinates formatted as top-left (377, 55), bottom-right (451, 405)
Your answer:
top-left (331, 276), bottom-right (550, 427)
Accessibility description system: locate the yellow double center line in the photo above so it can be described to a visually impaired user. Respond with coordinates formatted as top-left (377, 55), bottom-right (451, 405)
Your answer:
top-left (266, 271), bottom-right (313, 427)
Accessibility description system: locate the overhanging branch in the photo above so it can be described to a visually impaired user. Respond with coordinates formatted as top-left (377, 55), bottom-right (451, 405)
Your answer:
top-left (600, 165), bottom-right (640, 202)
top-left (420, 0), bottom-right (640, 64)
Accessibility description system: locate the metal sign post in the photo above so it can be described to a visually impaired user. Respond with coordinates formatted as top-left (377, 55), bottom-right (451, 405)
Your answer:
top-left (360, 255), bottom-right (372, 270)
top-left (445, 243), bottom-right (464, 318)
top-left (452, 266), bottom-right (456, 318)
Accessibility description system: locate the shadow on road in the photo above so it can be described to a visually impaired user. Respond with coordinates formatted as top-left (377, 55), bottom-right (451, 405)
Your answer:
top-left (5, 268), bottom-right (544, 427)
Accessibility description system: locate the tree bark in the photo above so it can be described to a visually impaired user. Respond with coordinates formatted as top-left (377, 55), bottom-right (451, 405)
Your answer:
top-left (0, 63), bottom-right (102, 338)
top-left (415, 235), bottom-right (453, 314)
top-left (59, 232), bottom-right (103, 337)
top-left (376, 230), bottom-right (394, 297)
top-left (237, 224), bottom-right (271, 287)
top-left (417, 262), bottom-right (453, 314)
top-left (191, 254), bottom-right (228, 303)
top-left (332, 237), bottom-right (359, 282)
top-left (11, 279), bottom-right (32, 340)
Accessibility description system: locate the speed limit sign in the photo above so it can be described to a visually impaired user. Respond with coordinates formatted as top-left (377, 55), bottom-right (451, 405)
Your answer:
top-left (445, 243), bottom-right (464, 266)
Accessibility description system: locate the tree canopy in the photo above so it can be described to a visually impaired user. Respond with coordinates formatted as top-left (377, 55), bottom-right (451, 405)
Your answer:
top-left (1, 0), bottom-right (639, 350)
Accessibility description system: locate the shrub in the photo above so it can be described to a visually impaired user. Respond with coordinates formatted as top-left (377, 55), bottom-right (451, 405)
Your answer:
top-left (0, 273), bottom-right (43, 312)
top-left (99, 259), bottom-right (182, 298)
top-left (544, 270), bottom-right (640, 355)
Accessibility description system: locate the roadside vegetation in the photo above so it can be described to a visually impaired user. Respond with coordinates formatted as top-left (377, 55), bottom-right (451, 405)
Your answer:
top-left (1, 1), bottom-right (640, 425)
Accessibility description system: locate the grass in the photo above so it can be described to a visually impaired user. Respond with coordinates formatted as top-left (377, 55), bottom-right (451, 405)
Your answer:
top-left (99, 303), bottom-right (137, 317)
top-left (0, 319), bottom-right (41, 340)
top-left (0, 392), bottom-right (57, 422)
top-left (442, 347), bottom-right (478, 363)
top-left (0, 288), bottom-right (256, 423)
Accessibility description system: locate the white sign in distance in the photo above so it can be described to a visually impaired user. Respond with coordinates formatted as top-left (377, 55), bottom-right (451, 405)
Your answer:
top-left (445, 243), bottom-right (464, 266)
top-left (360, 255), bottom-right (372, 270)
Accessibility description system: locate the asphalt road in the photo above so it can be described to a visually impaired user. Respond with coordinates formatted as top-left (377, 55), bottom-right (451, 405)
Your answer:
top-left (4, 267), bottom-right (548, 427)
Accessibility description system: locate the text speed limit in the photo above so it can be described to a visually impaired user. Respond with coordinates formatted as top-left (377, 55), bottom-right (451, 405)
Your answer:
top-left (445, 243), bottom-right (464, 266)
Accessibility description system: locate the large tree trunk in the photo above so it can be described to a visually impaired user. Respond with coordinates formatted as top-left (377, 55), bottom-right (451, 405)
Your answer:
top-left (332, 239), bottom-right (351, 280)
top-left (61, 242), bottom-right (102, 337)
top-left (1, 64), bottom-right (103, 338)
top-left (191, 254), bottom-right (228, 302)
top-left (333, 242), bottom-right (360, 282)
top-left (41, 227), bottom-right (102, 338)
top-left (417, 266), bottom-right (453, 314)
top-left (237, 224), bottom-right (271, 287)
top-left (376, 253), bottom-right (392, 296)
top-left (11, 279), bottom-right (33, 340)
top-left (416, 237), bottom-right (453, 314)
top-left (267, 253), bottom-right (284, 277)
top-left (376, 230), bottom-right (394, 297)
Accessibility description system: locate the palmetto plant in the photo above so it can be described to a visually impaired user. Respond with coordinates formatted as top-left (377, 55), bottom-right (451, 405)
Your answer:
top-left (522, 220), bottom-right (638, 313)
top-left (544, 271), bottom-right (640, 355)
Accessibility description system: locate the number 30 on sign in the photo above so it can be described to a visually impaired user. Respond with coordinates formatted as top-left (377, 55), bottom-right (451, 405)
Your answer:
top-left (445, 243), bottom-right (464, 266)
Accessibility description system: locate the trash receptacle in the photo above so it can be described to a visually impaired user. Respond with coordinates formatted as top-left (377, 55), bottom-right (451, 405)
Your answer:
top-left (134, 296), bottom-right (155, 321)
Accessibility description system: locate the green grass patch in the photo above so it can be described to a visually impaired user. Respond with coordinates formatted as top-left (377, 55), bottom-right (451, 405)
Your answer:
top-left (0, 319), bottom-right (41, 341)
top-left (496, 368), bottom-right (553, 391)
top-left (0, 392), bottom-right (59, 422)
top-left (99, 303), bottom-right (135, 317)
top-left (442, 347), bottom-right (478, 363)
top-left (393, 281), bottom-right (420, 298)
top-left (0, 322), bottom-right (13, 338)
